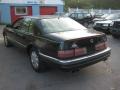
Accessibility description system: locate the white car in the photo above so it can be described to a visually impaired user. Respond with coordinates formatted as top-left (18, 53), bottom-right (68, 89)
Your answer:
top-left (93, 13), bottom-right (120, 33)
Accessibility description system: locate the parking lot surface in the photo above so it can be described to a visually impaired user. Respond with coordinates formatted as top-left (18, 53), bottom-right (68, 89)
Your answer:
top-left (0, 25), bottom-right (120, 90)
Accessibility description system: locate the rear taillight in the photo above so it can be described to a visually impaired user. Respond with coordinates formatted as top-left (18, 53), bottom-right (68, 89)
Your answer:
top-left (95, 42), bottom-right (107, 51)
top-left (58, 47), bottom-right (87, 59)
top-left (58, 50), bottom-right (74, 59)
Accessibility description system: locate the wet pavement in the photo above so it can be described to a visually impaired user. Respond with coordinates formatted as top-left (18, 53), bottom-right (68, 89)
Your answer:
top-left (0, 25), bottom-right (119, 90)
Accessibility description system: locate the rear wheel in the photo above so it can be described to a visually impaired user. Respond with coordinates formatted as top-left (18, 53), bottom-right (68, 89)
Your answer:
top-left (30, 48), bottom-right (47, 73)
top-left (4, 35), bottom-right (12, 47)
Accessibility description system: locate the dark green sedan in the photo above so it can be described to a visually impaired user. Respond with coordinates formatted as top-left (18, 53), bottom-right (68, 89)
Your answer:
top-left (3, 16), bottom-right (111, 73)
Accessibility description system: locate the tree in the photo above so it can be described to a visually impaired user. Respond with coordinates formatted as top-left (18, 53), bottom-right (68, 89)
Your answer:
top-left (64, 0), bottom-right (120, 10)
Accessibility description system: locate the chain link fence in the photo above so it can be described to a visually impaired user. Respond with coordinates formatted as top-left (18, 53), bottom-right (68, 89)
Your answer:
top-left (68, 8), bottom-right (120, 15)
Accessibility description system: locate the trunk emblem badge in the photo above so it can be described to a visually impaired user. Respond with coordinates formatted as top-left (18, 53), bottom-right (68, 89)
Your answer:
top-left (90, 39), bottom-right (94, 43)
top-left (72, 43), bottom-right (78, 48)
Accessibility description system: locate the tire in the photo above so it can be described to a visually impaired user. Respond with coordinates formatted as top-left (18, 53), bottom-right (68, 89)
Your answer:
top-left (112, 34), bottom-right (120, 39)
top-left (4, 35), bottom-right (12, 47)
top-left (30, 48), bottom-right (47, 73)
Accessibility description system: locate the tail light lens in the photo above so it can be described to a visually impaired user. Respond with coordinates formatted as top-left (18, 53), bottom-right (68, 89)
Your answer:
top-left (58, 50), bottom-right (74, 59)
top-left (58, 47), bottom-right (87, 59)
top-left (95, 42), bottom-right (107, 51)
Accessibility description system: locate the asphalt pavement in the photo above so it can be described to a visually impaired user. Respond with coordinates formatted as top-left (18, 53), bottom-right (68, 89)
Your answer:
top-left (0, 25), bottom-right (119, 90)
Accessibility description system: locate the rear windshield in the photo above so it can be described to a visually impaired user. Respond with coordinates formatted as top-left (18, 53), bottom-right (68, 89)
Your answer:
top-left (39, 17), bottom-right (87, 33)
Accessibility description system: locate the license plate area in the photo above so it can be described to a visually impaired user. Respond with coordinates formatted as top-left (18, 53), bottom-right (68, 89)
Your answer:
top-left (75, 47), bottom-right (87, 56)
top-left (87, 45), bottom-right (95, 55)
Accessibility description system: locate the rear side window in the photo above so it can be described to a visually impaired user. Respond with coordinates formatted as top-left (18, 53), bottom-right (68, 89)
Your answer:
top-left (20, 18), bottom-right (32, 33)
top-left (13, 19), bottom-right (24, 29)
top-left (13, 18), bottom-right (34, 34)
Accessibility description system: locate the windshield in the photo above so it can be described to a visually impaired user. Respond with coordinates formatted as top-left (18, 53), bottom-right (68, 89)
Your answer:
top-left (105, 14), bottom-right (120, 20)
top-left (40, 17), bottom-right (87, 33)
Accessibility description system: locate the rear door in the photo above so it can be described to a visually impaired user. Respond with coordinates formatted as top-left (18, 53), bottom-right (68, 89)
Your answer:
top-left (5, 19), bottom-right (24, 45)
top-left (11, 18), bottom-right (34, 48)
top-left (14, 18), bottom-right (35, 48)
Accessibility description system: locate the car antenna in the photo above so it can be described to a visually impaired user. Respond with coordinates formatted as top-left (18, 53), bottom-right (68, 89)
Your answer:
top-left (58, 13), bottom-right (63, 19)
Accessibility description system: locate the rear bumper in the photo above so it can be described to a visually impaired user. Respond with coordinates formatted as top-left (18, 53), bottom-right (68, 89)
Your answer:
top-left (39, 47), bottom-right (111, 69)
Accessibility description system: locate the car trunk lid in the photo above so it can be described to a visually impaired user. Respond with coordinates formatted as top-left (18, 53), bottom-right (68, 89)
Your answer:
top-left (47, 29), bottom-right (103, 41)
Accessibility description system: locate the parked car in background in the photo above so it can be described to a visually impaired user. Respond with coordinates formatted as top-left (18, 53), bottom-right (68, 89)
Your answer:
top-left (93, 13), bottom-right (104, 18)
top-left (66, 12), bottom-right (94, 27)
top-left (3, 16), bottom-right (111, 73)
top-left (93, 14), bottom-right (109, 22)
top-left (110, 19), bottom-right (120, 38)
top-left (93, 13), bottom-right (120, 34)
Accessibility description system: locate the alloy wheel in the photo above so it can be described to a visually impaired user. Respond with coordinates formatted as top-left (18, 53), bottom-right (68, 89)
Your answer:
top-left (31, 51), bottom-right (39, 69)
